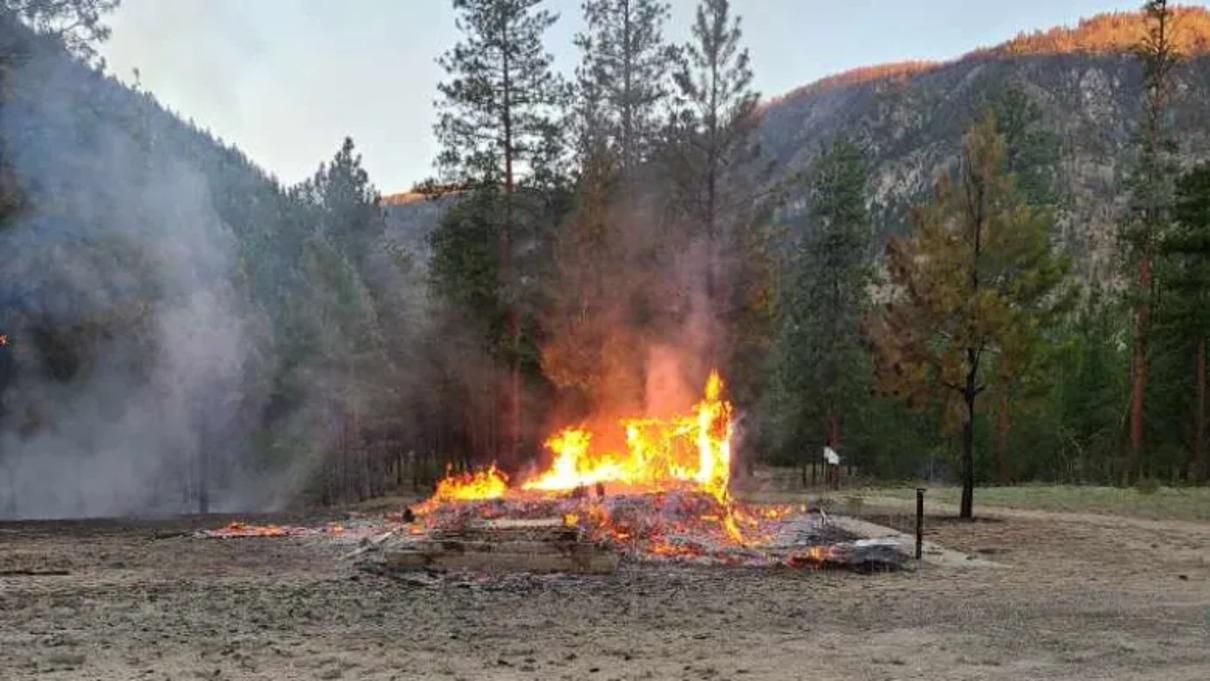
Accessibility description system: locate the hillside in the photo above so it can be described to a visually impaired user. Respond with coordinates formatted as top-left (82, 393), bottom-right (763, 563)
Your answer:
top-left (762, 6), bottom-right (1210, 282)
top-left (0, 14), bottom-right (325, 516)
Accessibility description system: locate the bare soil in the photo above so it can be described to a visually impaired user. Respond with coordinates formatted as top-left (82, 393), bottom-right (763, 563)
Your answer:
top-left (1, 504), bottom-right (1208, 681)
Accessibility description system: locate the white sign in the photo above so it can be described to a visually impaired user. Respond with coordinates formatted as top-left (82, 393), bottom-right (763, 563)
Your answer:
top-left (823, 446), bottom-right (840, 465)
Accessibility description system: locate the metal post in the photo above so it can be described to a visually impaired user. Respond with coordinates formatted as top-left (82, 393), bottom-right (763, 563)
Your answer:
top-left (915, 488), bottom-right (925, 560)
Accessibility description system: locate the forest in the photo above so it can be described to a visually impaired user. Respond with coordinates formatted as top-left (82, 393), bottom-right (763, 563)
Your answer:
top-left (2, 0), bottom-right (1209, 521)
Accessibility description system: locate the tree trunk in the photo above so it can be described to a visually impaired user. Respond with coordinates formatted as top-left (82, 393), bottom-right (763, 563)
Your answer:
top-left (961, 391), bottom-right (975, 520)
top-left (703, 51), bottom-right (721, 364)
top-left (1130, 254), bottom-right (1152, 482)
top-left (500, 21), bottom-right (521, 472)
top-left (961, 344), bottom-right (979, 520)
top-left (1193, 337), bottom-right (1206, 481)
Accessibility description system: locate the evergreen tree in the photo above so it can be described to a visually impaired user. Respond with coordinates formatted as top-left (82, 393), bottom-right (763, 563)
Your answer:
top-left (1160, 163), bottom-right (1210, 480)
top-left (869, 114), bottom-right (1068, 518)
top-left (989, 83), bottom-right (1061, 210)
top-left (1048, 296), bottom-right (1131, 482)
top-left (1123, 0), bottom-right (1180, 479)
top-left (1, 0), bottom-right (118, 62)
top-left (432, 0), bottom-right (567, 467)
top-left (666, 0), bottom-right (762, 360)
top-left (768, 138), bottom-right (871, 462)
top-left (574, 0), bottom-right (677, 175)
top-left (540, 145), bottom-right (616, 404)
top-left (303, 137), bottom-right (384, 268)
top-left (985, 83), bottom-right (1062, 481)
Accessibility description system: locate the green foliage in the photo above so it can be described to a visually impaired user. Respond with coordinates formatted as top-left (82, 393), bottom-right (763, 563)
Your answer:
top-left (667, 0), bottom-right (761, 241)
top-left (575, 0), bottom-right (676, 173)
top-left (540, 146), bottom-right (616, 399)
top-left (1122, 0), bottom-right (1180, 257)
top-left (988, 83), bottom-right (1061, 209)
top-left (298, 137), bottom-right (383, 266)
top-left (0, 0), bottom-right (118, 63)
top-left (434, 0), bottom-right (567, 191)
top-left (1120, 0), bottom-right (1182, 476)
top-left (1163, 163), bottom-right (1210, 340)
top-left (870, 113), bottom-right (1069, 515)
top-left (1148, 162), bottom-right (1210, 480)
top-left (428, 188), bottom-right (506, 348)
top-left (764, 138), bottom-right (872, 460)
top-left (1032, 295), bottom-right (1130, 481)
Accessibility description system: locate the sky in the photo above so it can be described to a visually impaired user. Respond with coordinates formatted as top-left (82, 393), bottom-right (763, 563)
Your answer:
top-left (100, 0), bottom-right (1164, 193)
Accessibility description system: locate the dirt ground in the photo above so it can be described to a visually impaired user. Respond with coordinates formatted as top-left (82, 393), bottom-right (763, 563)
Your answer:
top-left (1, 503), bottom-right (1208, 681)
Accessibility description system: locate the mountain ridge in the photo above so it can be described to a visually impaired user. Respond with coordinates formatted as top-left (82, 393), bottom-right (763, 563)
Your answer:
top-left (379, 7), bottom-right (1210, 285)
top-left (767, 6), bottom-right (1210, 109)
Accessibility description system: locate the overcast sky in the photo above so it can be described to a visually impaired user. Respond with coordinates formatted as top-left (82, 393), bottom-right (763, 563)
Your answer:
top-left (100, 0), bottom-right (1160, 193)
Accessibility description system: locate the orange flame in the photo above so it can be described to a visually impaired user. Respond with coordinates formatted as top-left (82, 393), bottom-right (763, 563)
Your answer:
top-left (522, 371), bottom-right (733, 503)
top-left (429, 464), bottom-right (508, 503)
top-left (419, 371), bottom-right (744, 542)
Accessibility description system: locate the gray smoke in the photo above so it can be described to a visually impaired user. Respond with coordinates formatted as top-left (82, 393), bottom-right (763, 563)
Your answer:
top-left (0, 34), bottom-right (257, 518)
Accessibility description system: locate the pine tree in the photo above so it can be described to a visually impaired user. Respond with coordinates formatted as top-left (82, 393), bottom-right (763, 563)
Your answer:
top-left (1, 0), bottom-right (119, 63)
top-left (574, 0), bottom-right (677, 175)
top-left (1124, 0), bottom-right (1181, 480)
top-left (869, 114), bottom-right (1068, 519)
top-left (433, 0), bottom-right (567, 468)
top-left (988, 83), bottom-right (1061, 210)
top-left (540, 145), bottom-right (616, 404)
top-left (769, 137), bottom-right (871, 462)
top-left (667, 0), bottom-right (762, 359)
top-left (985, 83), bottom-right (1062, 482)
top-left (304, 137), bottom-right (383, 268)
top-left (1161, 163), bottom-right (1210, 481)
top-left (279, 139), bottom-right (391, 503)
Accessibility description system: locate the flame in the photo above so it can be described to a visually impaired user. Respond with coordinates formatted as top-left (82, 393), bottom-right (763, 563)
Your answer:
top-left (522, 370), bottom-right (733, 503)
top-left (419, 463), bottom-right (508, 510)
top-left (204, 522), bottom-right (295, 538)
top-left (418, 371), bottom-right (745, 544)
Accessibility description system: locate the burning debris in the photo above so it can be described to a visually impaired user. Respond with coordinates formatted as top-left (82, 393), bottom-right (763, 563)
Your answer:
top-left (199, 521), bottom-right (346, 538)
top-left (201, 371), bottom-right (911, 574)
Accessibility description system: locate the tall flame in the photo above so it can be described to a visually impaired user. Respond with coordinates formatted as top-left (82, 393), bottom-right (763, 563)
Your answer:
top-left (424, 371), bottom-right (734, 504)
top-left (523, 370), bottom-right (732, 502)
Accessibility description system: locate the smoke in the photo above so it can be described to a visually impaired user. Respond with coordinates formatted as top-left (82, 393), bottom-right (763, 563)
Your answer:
top-left (0, 26), bottom-right (259, 518)
top-left (539, 175), bottom-right (731, 452)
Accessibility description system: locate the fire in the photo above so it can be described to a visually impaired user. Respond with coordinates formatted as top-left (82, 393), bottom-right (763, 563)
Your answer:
top-left (204, 522), bottom-right (295, 538)
top-left (417, 371), bottom-right (747, 544)
top-left (425, 464), bottom-right (508, 505)
top-left (523, 370), bottom-right (733, 502)
top-left (425, 371), bottom-right (734, 504)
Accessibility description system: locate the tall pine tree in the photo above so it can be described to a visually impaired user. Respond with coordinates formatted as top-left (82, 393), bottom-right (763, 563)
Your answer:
top-left (432, 0), bottom-right (566, 468)
top-left (985, 83), bottom-right (1062, 482)
top-left (667, 0), bottom-right (761, 363)
top-left (1124, 0), bottom-right (1180, 480)
top-left (1161, 164), bottom-right (1210, 481)
top-left (574, 0), bottom-right (677, 175)
top-left (769, 137), bottom-right (871, 463)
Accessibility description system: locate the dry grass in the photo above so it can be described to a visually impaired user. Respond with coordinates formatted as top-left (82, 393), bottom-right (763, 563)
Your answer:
top-left (848, 483), bottom-right (1210, 522)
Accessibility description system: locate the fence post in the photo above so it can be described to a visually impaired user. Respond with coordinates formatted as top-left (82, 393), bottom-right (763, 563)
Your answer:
top-left (915, 488), bottom-right (926, 560)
